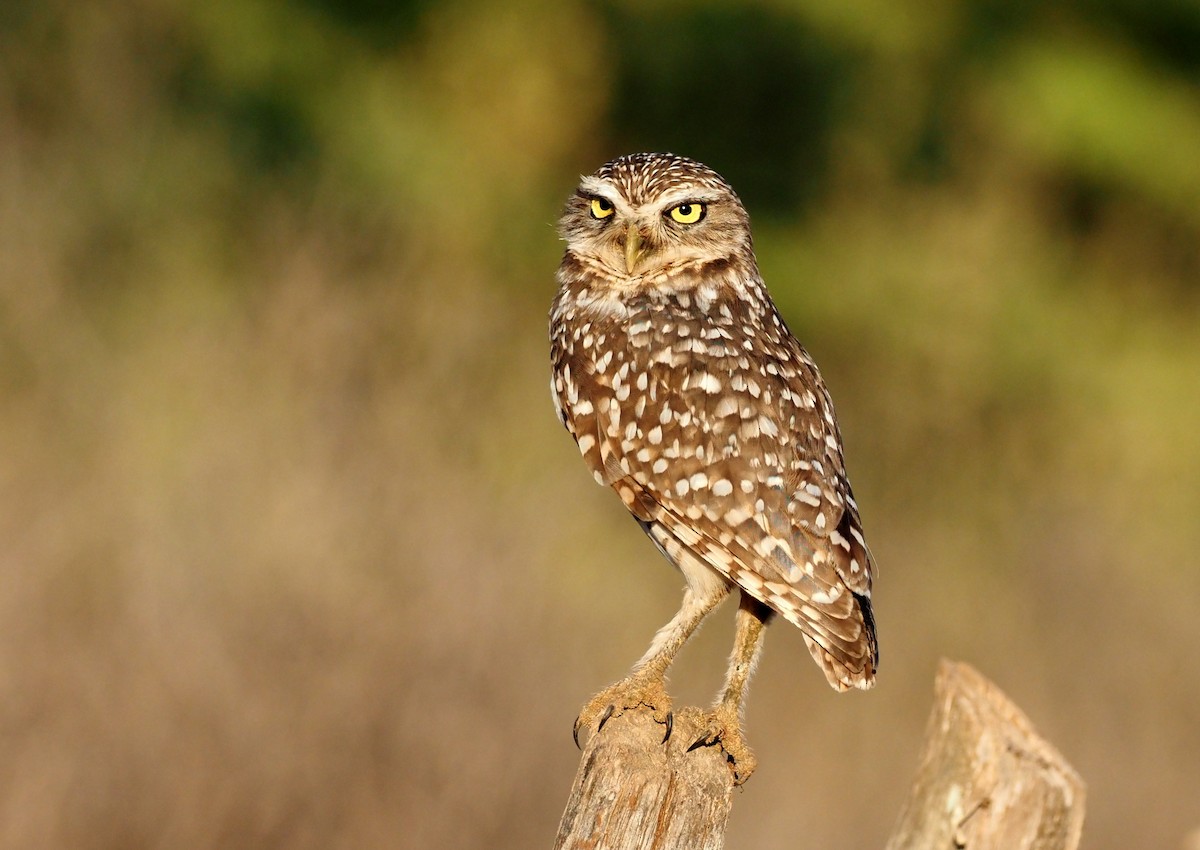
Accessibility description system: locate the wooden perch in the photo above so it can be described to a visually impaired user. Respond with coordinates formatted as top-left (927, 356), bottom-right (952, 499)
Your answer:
top-left (553, 706), bottom-right (734, 850)
top-left (886, 660), bottom-right (1086, 850)
top-left (553, 659), bottom-right (1086, 850)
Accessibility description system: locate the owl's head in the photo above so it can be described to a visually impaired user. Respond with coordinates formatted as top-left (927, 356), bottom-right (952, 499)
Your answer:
top-left (558, 153), bottom-right (753, 281)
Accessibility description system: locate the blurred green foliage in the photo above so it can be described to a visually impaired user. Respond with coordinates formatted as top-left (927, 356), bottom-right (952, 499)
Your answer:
top-left (1, 0), bottom-right (1199, 848)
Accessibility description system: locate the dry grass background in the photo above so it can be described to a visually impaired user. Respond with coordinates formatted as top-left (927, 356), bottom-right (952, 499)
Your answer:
top-left (1, 1), bottom-right (1199, 848)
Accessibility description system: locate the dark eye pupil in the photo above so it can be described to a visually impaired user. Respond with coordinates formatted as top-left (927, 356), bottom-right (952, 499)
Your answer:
top-left (597, 199), bottom-right (610, 210)
top-left (678, 205), bottom-right (692, 215)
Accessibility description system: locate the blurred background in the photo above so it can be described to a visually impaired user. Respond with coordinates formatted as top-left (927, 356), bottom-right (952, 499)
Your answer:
top-left (1, 0), bottom-right (1198, 847)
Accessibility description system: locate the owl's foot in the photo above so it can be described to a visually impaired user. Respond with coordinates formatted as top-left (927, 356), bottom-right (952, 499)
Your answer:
top-left (573, 673), bottom-right (673, 748)
top-left (687, 704), bottom-right (757, 785)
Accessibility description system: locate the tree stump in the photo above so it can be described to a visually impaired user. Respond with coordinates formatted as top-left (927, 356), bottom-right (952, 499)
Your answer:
top-left (886, 660), bottom-right (1086, 850)
top-left (553, 706), bottom-right (734, 850)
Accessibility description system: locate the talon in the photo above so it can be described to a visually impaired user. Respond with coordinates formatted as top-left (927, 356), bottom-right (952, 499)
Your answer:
top-left (684, 708), bottom-right (757, 784)
top-left (573, 719), bottom-right (582, 749)
top-left (597, 704), bottom-right (615, 732)
top-left (573, 675), bottom-right (672, 752)
top-left (662, 711), bottom-right (673, 743)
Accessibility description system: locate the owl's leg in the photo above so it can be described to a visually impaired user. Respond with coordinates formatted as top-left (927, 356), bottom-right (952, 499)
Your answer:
top-left (573, 576), bottom-right (730, 748)
top-left (688, 591), bottom-right (775, 785)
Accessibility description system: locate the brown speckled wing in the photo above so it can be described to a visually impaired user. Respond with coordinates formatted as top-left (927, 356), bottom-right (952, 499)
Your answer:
top-left (551, 262), bottom-right (877, 690)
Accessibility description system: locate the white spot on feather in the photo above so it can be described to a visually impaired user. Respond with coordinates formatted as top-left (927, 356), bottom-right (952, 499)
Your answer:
top-left (698, 373), bottom-right (723, 394)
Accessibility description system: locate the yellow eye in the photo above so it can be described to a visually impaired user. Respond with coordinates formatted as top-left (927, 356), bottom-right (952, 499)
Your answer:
top-left (668, 202), bottom-right (705, 224)
top-left (589, 198), bottom-right (615, 219)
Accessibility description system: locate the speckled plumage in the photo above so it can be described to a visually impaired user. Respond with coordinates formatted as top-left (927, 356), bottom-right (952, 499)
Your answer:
top-left (550, 153), bottom-right (877, 779)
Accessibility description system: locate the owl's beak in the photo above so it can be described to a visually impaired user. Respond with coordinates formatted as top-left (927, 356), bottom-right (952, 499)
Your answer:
top-left (623, 223), bottom-right (647, 275)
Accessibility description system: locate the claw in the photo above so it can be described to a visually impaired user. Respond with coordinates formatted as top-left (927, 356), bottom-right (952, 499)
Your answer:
top-left (573, 674), bottom-right (673, 752)
top-left (684, 708), bottom-right (757, 784)
top-left (662, 711), bottom-right (673, 743)
top-left (572, 702), bottom-right (619, 749)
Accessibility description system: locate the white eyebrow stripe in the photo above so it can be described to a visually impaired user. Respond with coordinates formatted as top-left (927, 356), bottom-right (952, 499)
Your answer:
top-left (577, 177), bottom-right (638, 215)
top-left (575, 177), bottom-right (721, 220)
top-left (578, 176), bottom-right (613, 196)
top-left (654, 186), bottom-right (720, 207)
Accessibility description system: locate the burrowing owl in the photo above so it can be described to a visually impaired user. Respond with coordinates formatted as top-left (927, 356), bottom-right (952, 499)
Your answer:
top-left (550, 153), bottom-right (877, 783)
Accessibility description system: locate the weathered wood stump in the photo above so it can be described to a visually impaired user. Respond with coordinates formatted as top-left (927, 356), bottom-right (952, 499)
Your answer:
top-left (886, 660), bottom-right (1086, 850)
top-left (553, 706), bottom-right (734, 850)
